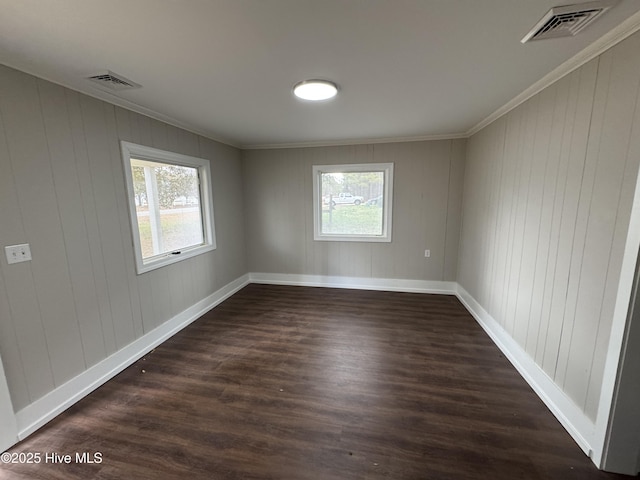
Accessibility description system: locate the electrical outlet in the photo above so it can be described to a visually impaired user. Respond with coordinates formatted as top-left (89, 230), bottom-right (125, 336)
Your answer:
top-left (5, 244), bottom-right (32, 264)
top-left (424, 249), bottom-right (431, 258)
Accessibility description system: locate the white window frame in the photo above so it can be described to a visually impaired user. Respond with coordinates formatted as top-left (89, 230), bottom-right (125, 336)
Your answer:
top-left (121, 141), bottom-right (216, 274)
top-left (312, 162), bottom-right (394, 242)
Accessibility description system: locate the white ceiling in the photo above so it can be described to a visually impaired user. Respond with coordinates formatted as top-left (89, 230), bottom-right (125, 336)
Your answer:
top-left (1, 1), bottom-right (640, 148)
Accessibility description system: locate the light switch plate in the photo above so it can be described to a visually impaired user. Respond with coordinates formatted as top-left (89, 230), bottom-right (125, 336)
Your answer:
top-left (5, 244), bottom-right (32, 264)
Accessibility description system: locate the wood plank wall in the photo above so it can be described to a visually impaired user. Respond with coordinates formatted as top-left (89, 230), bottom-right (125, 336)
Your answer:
top-left (0, 65), bottom-right (246, 412)
top-left (4, 28), bottom-right (640, 450)
top-left (457, 31), bottom-right (640, 422)
top-left (242, 140), bottom-right (465, 281)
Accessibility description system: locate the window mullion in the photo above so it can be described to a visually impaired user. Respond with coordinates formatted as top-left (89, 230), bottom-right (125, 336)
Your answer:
top-left (144, 166), bottom-right (164, 255)
top-left (122, 141), bottom-right (217, 274)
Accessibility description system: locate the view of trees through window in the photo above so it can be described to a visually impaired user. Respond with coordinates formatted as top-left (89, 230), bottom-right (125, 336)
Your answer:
top-left (131, 159), bottom-right (203, 258)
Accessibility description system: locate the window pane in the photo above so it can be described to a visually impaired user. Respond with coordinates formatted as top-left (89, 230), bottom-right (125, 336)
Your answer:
top-left (131, 159), bottom-right (203, 259)
top-left (320, 171), bottom-right (384, 236)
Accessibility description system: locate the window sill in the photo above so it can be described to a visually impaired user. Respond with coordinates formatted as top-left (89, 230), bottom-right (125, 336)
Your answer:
top-left (136, 244), bottom-right (215, 274)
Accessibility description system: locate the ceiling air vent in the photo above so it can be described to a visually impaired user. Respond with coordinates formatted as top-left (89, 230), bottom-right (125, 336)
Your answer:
top-left (521, 0), bottom-right (619, 43)
top-left (86, 71), bottom-right (141, 91)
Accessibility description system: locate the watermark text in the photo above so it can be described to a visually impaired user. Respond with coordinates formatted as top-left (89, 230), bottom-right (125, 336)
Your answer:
top-left (1, 451), bottom-right (102, 465)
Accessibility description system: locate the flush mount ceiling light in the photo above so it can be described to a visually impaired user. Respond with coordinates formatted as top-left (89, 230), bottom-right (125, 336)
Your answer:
top-left (293, 79), bottom-right (338, 101)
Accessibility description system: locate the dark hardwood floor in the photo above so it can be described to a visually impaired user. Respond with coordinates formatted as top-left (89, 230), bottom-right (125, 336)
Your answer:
top-left (0, 284), bottom-right (631, 479)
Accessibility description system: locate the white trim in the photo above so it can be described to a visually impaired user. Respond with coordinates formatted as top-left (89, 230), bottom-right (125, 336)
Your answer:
top-left (455, 285), bottom-right (595, 456)
top-left (3, 10), bottom-right (640, 152)
top-left (5, 272), bottom-right (612, 468)
top-left (15, 274), bottom-right (249, 441)
top-left (312, 163), bottom-right (394, 243)
top-left (592, 143), bottom-right (640, 469)
top-left (249, 272), bottom-right (457, 294)
top-left (242, 133), bottom-right (468, 150)
top-left (250, 273), bottom-right (599, 459)
top-left (0, 62), bottom-right (240, 149)
top-left (120, 141), bottom-right (217, 274)
top-left (0, 353), bottom-right (18, 452)
top-left (4, 10), bottom-right (640, 152)
top-left (12, 272), bottom-right (456, 446)
top-left (467, 10), bottom-right (640, 137)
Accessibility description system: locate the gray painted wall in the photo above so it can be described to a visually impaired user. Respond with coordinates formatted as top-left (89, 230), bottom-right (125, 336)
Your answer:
top-left (457, 30), bottom-right (640, 422)
top-left (2, 28), bottom-right (640, 472)
top-left (0, 65), bottom-right (246, 412)
top-left (242, 140), bottom-right (465, 281)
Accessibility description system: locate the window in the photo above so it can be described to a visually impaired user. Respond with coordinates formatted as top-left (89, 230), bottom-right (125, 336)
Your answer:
top-left (312, 163), bottom-right (394, 242)
top-left (121, 141), bottom-right (216, 274)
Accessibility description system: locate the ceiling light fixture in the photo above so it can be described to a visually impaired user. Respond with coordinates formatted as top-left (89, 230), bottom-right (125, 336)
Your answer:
top-left (293, 79), bottom-right (338, 101)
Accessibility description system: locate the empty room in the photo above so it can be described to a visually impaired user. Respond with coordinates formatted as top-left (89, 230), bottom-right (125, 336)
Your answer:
top-left (2, 1), bottom-right (640, 478)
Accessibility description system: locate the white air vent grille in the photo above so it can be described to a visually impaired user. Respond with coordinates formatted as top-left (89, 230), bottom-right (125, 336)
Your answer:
top-left (522, 0), bottom-right (619, 43)
top-left (86, 71), bottom-right (141, 91)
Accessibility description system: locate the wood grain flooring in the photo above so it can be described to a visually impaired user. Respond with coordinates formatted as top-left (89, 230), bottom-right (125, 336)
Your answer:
top-left (0, 284), bottom-right (630, 479)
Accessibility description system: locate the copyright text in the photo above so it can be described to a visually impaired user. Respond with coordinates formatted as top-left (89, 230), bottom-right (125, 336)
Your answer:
top-left (1, 451), bottom-right (102, 464)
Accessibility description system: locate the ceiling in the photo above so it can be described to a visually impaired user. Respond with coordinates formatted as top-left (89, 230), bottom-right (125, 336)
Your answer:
top-left (1, 1), bottom-right (640, 149)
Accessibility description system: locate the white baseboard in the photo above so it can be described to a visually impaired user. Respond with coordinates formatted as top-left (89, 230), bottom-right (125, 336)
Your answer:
top-left (12, 272), bottom-right (455, 444)
top-left (0, 354), bottom-right (18, 452)
top-left (455, 285), bottom-right (596, 456)
top-left (15, 273), bottom-right (250, 440)
top-left (249, 272), bottom-right (457, 294)
top-left (250, 273), bottom-right (595, 456)
top-left (11, 272), bottom-right (598, 468)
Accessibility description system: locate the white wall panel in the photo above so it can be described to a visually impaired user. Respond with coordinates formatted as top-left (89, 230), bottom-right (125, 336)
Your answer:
top-left (575, 34), bottom-right (640, 418)
top-left (199, 138), bottom-right (246, 288)
top-left (0, 94), bottom-right (31, 411)
top-left (0, 267), bottom-right (28, 411)
top-left (104, 103), bottom-right (144, 340)
top-left (444, 139), bottom-right (465, 280)
top-left (37, 80), bottom-right (107, 368)
top-left (526, 73), bottom-right (573, 358)
top-left (243, 140), bottom-right (465, 282)
top-left (65, 90), bottom-right (118, 356)
top-left (458, 30), bottom-right (640, 423)
top-left (0, 69), bottom-right (72, 399)
top-left (0, 65), bottom-right (246, 412)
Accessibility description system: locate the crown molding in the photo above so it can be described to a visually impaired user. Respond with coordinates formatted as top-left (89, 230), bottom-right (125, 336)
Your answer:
top-left (0, 61), bottom-right (241, 149)
top-left (241, 132), bottom-right (468, 150)
top-left (467, 9), bottom-right (640, 137)
top-left (5, 8), bottom-right (640, 150)
top-left (72, 84), bottom-right (242, 149)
